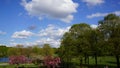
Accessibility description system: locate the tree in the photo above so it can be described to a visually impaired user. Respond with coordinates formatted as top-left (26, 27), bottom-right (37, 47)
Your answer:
top-left (32, 45), bottom-right (41, 56)
top-left (9, 55), bottom-right (29, 68)
top-left (0, 45), bottom-right (8, 57)
top-left (8, 45), bottom-right (25, 56)
top-left (8, 47), bottom-right (18, 56)
top-left (44, 56), bottom-right (61, 68)
top-left (89, 28), bottom-right (104, 67)
top-left (70, 23), bottom-right (92, 65)
top-left (42, 44), bottom-right (54, 56)
top-left (16, 45), bottom-right (25, 55)
top-left (24, 46), bottom-right (33, 58)
top-left (61, 32), bottom-right (76, 62)
top-left (59, 23), bottom-right (92, 68)
top-left (98, 14), bottom-right (120, 68)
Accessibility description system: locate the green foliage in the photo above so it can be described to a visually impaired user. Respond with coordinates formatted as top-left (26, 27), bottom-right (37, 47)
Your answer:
top-left (98, 14), bottom-right (120, 68)
top-left (42, 44), bottom-right (54, 56)
top-left (0, 45), bottom-right (8, 57)
top-left (59, 14), bottom-right (120, 67)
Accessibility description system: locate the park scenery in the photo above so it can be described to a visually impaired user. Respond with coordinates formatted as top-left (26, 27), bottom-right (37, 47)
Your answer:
top-left (0, 0), bottom-right (120, 68)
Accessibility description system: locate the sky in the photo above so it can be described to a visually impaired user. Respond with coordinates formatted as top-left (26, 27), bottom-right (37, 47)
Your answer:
top-left (0, 0), bottom-right (120, 48)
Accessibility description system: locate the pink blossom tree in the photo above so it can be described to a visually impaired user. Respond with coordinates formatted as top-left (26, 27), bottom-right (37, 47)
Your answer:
top-left (44, 56), bottom-right (61, 68)
top-left (9, 55), bottom-right (30, 67)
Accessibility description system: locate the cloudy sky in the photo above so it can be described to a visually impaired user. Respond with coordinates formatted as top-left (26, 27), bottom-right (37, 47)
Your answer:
top-left (0, 0), bottom-right (120, 47)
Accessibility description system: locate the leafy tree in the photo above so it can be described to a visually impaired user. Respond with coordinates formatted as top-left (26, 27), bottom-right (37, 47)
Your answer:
top-left (42, 44), bottom-right (54, 56)
top-left (8, 45), bottom-right (25, 56)
top-left (9, 55), bottom-right (29, 68)
top-left (8, 47), bottom-right (18, 56)
top-left (44, 56), bottom-right (61, 68)
top-left (59, 23), bottom-right (92, 67)
top-left (0, 45), bottom-right (8, 57)
top-left (24, 46), bottom-right (33, 58)
top-left (89, 28), bottom-right (104, 67)
top-left (98, 14), bottom-right (120, 68)
top-left (69, 23), bottom-right (92, 65)
top-left (59, 32), bottom-right (77, 68)
top-left (32, 45), bottom-right (41, 56)
top-left (16, 45), bottom-right (25, 55)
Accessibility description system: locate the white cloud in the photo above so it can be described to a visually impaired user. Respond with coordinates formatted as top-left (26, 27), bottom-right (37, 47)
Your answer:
top-left (37, 24), bottom-right (70, 47)
top-left (36, 38), bottom-right (60, 48)
top-left (10, 42), bottom-right (38, 47)
top-left (10, 25), bottom-right (70, 47)
top-left (82, 0), bottom-right (104, 6)
top-left (90, 24), bottom-right (98, 29)
top-left (12, 30), bottom-right (34, 39)
top-left (21, 0), bottom-right (78, 23)
top-left (0, 31), bottom-right (6, 35)
top-left (38, 24), bottom-right (70, 39)
top-left (87, 13), bottom-right (108, 18)
top-left (87, 11), bottom-right (120, 18)
top-left (0, 44), bottom-right (5, 45)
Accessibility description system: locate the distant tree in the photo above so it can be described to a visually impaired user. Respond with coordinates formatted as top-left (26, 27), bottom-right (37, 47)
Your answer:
top-left (8, 47), bottom-right (18, 56)
top-left (8, 45), bottom-right (25, 56)
top-left (15, 45), bottom-right (25, 55)
top-left (24, 46), bottom-right (33, 58)
top-left (44, 56), bottom-right (61, 68)
top-left (9, 55), bottom-right (29, 68)
top-left (32, 45), bottom-right (41, 56)
top-left (0, 45), bottom-right (8, 57)
top-left (42, 44), bottom-right (54, 56)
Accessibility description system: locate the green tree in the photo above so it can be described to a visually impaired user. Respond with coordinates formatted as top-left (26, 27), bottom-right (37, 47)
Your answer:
top-left (8, 45), bottom-right (24, 56)
top-left (59, 32), bottom-right (76, 68)
top-left (98, 14), bottom-right (120, 68)
top-left (32, 45), bottom-right (41, 56)
top-left (60, 32), bottom-right (75, 61)
top-left (89, 28), bottom-right (104, 67)
top-left (69, 23), bottom-right (92, 65)
top-left (24, 46), bottom-right (33, 58)
top-left (0, 45), bottom-right (8, 57)
top-left (42, 44), bottom-right (54, 56)
top-left (59, 23), bottom-right (92, 68)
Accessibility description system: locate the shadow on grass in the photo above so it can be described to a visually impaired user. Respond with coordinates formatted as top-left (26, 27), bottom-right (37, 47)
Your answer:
top-left (106, 61), bottom-right (116, 64)
top-left (59, 62), bottom-right (117, 68)
top-left (82, 64), bottom-right (117, 68)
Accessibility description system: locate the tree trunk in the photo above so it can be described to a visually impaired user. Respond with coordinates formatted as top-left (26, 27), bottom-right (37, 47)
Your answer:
top-left (95, 54), bottom-right (98, 68)
top-left (80, 58), bottom-right (83, 68)
top-left (87, 56), bottom-right (89, 65)
top-left (116, 55), bottom-right (120, 68)
top-left (84, 55), bottom-right (87, 64)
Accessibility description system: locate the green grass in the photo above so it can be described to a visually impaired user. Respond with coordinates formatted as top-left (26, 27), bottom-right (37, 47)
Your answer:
top-left (88, 56), bottom-right (116, 65)
top-left (0, 63), bottom-right (38, 68)
top-left (71, 56), bottom-right (118, 68)
top-left (0, 56), bottom-right (118, 68)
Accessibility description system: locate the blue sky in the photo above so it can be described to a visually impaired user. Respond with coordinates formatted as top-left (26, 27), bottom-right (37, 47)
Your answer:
top-left (0, 0), bottom-right (120, 47)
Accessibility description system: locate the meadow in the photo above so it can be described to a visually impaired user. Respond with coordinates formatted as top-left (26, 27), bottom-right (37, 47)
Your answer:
top-left (0, 56), bottom-right (118, 68)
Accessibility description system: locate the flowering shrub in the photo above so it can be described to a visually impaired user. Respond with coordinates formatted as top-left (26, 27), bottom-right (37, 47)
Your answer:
top-left (9, 55), bottom-right (29, 65)
top-left (44, 56), bottom-right (61, 68)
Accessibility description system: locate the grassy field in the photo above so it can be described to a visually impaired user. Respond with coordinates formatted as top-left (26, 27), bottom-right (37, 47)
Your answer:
top-left (71, 56), bottom-right (118, 68)
top-left (0, 56), bottom-right (119, 68)
top-left (0, 63), bottom-right (38, 68)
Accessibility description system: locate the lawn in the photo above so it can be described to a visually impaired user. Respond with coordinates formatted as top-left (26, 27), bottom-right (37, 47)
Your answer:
top-left (0, 63), bottom-right (38, 68)
top-left (71, 56), bottom-right (118, 68)
top-left (0, 56), bottom-right (119, 68)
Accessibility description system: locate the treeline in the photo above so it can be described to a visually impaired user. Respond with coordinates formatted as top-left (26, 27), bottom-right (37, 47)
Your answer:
top-left (0, 44), bottom-right (56, 59)
top-left (58, 14), bottom-right (120, 68)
